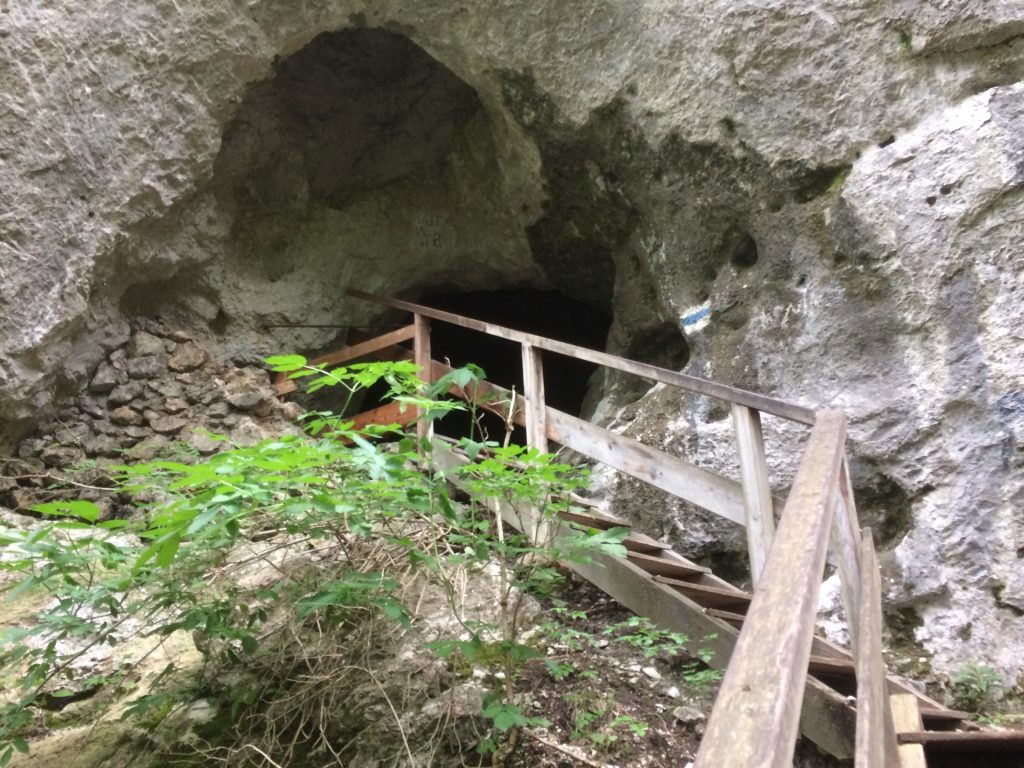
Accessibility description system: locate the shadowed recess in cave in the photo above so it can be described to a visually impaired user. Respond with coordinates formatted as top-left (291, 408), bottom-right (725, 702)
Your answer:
top-left (412, 289), bottom-right (612, 442)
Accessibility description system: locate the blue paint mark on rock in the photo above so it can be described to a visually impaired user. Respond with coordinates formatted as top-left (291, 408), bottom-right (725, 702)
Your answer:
top-left (680, 301), bottom-right (711, 334)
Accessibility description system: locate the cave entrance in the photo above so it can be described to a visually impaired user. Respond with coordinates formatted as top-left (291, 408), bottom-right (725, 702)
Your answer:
top-left (412, 288), bottom-right (612, 443)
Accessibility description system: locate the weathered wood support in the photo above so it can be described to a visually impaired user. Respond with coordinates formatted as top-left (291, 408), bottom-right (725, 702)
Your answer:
top-left (890, 694), bottom-right (927, 768)
top-left (347, 289), bottom-right (817, 424)
top-left (854, 529), bottom-right (899, 768)
top-left (546, 409), bottom-right (747, 525)
top-left (520, 343), bottom-right (548, 453)
top-left (831, 455), bottom-right (864, 653)
top-left (413, 313), bottom-right (433, 446)
top-left (731, 403), bottom-right (776, 585)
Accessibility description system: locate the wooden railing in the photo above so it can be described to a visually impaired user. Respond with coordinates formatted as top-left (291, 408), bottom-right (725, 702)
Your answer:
top-left (693, 412), bottom-right (899, 767)
top-left (286, 289), bottom-right (901, 765)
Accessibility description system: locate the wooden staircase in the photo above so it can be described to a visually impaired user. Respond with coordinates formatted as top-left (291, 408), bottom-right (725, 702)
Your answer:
top-left (276, 289), bottom-right (1024, 767)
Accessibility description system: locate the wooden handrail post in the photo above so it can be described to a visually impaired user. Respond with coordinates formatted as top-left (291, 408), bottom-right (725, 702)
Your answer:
top-left (695, 411), bottom-right (846, 768)
top-left (731, 404), bottom-right (776, 585)
top-left (854, 528), bottom-right (900, 767)
top-left (413, 313), bottom-right (433, 447)
top-left (890, 694), bottom-right (927, 768)
top-left (521, 343), bottom-right (548, 453)
top-left (831, 455), bottom-right (863, 654)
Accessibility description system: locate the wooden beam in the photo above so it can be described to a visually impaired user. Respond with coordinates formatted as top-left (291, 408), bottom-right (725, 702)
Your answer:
top-left (414, 314), bottom-right (432, 446)
top-left (854, 529), bottom-right (899, 768)
top-left (890, 694), bottom-right (927, 768)
top-left (831, 455), bottom-right (863, 653)
top-left (544, 409), bottom-right (747, 526)
top-left (626, 551), bottom-right (710, 578)
top-left (521, 344), bottom-right (548, 452)
top-left (347, 289), bottom-right (817, 425)
top-left (897, 731), bottom-right (1024, 750)
top-left (274, 325), bottom-right (416, 395)
top-left (695, 411), bottom-right (847, 768)
top-left (731, 404), bottom-right (776, 585)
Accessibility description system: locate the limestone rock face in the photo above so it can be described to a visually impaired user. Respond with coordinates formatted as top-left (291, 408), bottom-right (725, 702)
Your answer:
top-left (1, 0), bottom-right (1023, 681)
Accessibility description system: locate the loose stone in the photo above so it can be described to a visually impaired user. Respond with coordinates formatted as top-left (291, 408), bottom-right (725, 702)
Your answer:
top-left (148, 415), bottom-right (188, 435)
top-left (127, 356), bottom-right (168, 380)
top-left (168, 342), bottom-right (207, 372)
top-left (108, 381), bottom-right (144, 406)
top-left (88, 362), bottom-right (119, 394)
top-left (110, 406), bottom-right (144, 427)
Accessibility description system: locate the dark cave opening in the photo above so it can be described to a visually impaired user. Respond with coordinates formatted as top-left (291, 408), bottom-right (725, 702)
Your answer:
top-left (411, 288), bottom-right (612, 443)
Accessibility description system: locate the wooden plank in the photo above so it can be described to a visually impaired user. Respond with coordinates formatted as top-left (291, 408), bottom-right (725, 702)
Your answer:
top-left (654, 576), bottom-right (752, 608)
top-left (347, 289), bottom-right (817, 425)
top-left (898, 731), bottom-right (1024, 750)
top-left (855, 529), bottom-right (899, 768)
top-left (545, 408), bottom-right (747, 525)
top-left (520, 343), bottom-right (548, 452)
top-left (811, 633), bottom-right (960, 721)
top-left (918, 706), bottom-right (969, 724)
top-left (306, 400), bottom-right (417, 440)
top-left (557, 508), bottom-right (631, 530)
top-left (695, 411), bottom-right (847, 768)
top-left (349, 401), bottom-right (417, 432)
top-left (890, 694), bottom-right (927, 768)
top-left (520, 342), bottom-right (551, 546)
top-left (830, 456), bottom-right (863, 655)
top-left (626, 551), bottom-right (710, 579)
top-left (809, 655), bottom-right (856, 676)
top-left (731, 404), bottom-right (777, 585)
top-left (706, 608), bottom-right (746, 626)
top-left (621, 532), bottom-right (671, 555)
top-left (275, 325), bottom-right (416, 395)
top-left (414, 314), bottom-right (432, 446)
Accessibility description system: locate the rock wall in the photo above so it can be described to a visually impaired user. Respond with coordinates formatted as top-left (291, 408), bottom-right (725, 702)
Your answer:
top-left (2, 0), bottom-right (1023, 683)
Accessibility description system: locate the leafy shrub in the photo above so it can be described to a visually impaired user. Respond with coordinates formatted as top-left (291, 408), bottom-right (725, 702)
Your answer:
top-left (952, 660), bottom-right (1003, 711)
top-left (0, 356), bottom-right (627, 765)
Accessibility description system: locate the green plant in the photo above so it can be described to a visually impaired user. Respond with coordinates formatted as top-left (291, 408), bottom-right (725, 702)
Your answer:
top-left (0, 355), bottom-right (626, 765)
top-left (603, 615), bottom-right (688, 659)
top-left (953, 661), bottom-right (1003, 711)
top-left (565, 691), bottom-right (648, 753)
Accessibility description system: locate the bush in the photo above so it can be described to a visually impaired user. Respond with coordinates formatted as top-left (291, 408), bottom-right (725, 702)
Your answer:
top-left (0, 357), bottom-right (626, 766)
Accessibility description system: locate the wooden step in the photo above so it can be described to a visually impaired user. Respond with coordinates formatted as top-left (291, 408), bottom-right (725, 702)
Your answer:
top-left (706, 607), bottom-right (746, 626)
top-left (654, 575), bottom-right (752, 608)
top-left (627, 551), bottom-right (710, 579)
top-left (621, 532), bottom-right (671, 555)
top-left (918, 706), bottom-right (970, 726)
top-left (899, 730), bottom-right (1024, 752)
top-left (808, 655), bottom-right (856, 677)
top-left (558, 508), bottom-right (631, 530)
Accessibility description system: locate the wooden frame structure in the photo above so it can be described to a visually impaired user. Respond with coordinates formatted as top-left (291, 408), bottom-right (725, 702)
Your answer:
top-left (277, 289), bottom-right (958, 765)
